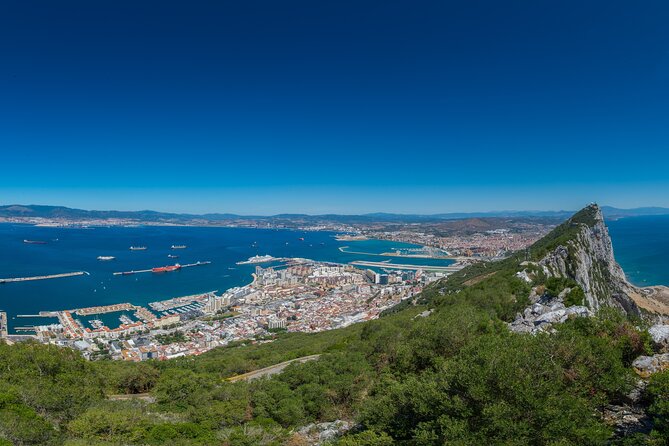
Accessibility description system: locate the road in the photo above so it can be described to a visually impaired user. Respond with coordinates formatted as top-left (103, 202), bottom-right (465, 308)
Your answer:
top-left (226, 354), bottom-right (322, 382)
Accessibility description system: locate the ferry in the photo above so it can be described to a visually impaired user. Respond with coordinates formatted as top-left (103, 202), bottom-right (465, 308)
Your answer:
top-left (97, 256), bottom-right (115, 261)
top-left (171, 245), bottom-right (187, 249)
top-left (236, 254), bottom-right (276, 265)
top-left (129, 246), bottom-right (147, 251)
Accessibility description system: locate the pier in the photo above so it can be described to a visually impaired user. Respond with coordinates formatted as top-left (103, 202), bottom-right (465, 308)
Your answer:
top-left (16, 311), bottom-right (59, 318)
top-left (0, 271), bottom-right (89, 284)
top-left (113, 261), bottom-right (212, 276)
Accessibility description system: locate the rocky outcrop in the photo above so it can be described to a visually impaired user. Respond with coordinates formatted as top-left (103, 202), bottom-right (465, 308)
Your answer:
top-left (632, 353), bottom-right (669, 378)
top-left (603, 405), bottom-right (653, 437)
top-left (648, 324), bottom-right (669, 351)
top-left (537, 204), bottom-right (640, 316)
top-left (509, 291), bottom-right (592, 334)
top-left (295, 420), bottom-right (352, 445)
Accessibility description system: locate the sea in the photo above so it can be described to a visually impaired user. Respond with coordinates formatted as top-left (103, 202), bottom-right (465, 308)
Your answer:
top-left (608, 215), bottom-right (669, 287)
top-left (0, 224), bottom-right (453, 333)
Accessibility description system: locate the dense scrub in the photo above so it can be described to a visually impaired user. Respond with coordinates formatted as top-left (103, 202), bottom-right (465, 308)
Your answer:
top-left (0, 294), bottom-right (662, 445)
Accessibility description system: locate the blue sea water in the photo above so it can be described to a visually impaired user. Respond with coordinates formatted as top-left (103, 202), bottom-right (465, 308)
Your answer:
top-left (608, 215), bottom-right (669, 287)
top-left (0, 224), bottom-right (453, 332)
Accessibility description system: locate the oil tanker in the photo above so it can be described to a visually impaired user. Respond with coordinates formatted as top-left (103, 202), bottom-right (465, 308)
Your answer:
top-left (152, 264), bottom-right (181, 273)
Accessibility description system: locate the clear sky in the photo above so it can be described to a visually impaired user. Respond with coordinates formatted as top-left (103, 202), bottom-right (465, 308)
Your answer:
top-left (1, 1), bottom-right (668, 214)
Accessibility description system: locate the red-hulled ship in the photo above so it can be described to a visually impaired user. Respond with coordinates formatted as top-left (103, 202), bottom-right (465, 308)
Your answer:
top-left (152, 264), bottom-right (181, 273)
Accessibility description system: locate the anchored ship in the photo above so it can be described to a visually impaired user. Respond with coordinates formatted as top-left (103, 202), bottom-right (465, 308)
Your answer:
top-left (23, 240), bottom-right (47, 244)
top-left (152, 264), bottom-right (181, 273)
top-left (97, 256), bottom-right (115, 261)
top-left (171, 245), bottom-right (187, 249)
top-left (129, 246), bottom-right (147, 251)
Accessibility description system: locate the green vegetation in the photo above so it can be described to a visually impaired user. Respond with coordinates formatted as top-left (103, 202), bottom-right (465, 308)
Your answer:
top-left (0, 205), bottom-right (667, 444)
top-left (154, 331), bottom-right (188, 345)
top-left (202, 312), bottom-right (239, 322)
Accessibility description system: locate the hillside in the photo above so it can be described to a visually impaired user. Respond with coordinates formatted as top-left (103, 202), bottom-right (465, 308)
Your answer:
top-left (2, 205), bottom-right (669, 445)
top-left (1, 203), bottom-right (668, 225)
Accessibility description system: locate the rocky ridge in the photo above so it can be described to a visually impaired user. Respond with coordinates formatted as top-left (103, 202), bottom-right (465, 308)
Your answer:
top-left (510, 204), bottom-right (636, 333)
top-left (535, 204), bottom-right (639, 315)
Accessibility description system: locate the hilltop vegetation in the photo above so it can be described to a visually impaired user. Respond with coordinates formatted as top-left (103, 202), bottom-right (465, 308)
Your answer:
top-left (2, 206), bottom-right (669, 445)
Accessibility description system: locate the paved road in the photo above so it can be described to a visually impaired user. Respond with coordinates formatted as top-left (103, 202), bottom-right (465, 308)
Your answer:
top-left (226, 354), bottom-right (322, 382)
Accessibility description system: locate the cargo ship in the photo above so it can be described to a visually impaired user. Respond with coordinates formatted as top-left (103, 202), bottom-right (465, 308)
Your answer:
top-left (171, 245), bottom-right (187, 249)
top-left (23, 240), bottom-right (47, 244)
top-left (97, 256), bottom-right (115, 261)
top-left (152, 264), bottom-right (181, 273)
top-left (129, 246), bottom-right (147, 251)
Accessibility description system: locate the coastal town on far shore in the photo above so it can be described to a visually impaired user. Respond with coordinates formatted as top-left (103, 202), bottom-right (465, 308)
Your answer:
top-left (0, 212), bottom-right (555, 361)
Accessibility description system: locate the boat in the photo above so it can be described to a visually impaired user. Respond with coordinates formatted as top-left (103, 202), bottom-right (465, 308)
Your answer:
top-left (23, 240), bottom-right (47, 244)
top-left (236, 255), bottom-right (276, 265)
top-left (129, 246), bottom-right (147, 251)
top-left (298, 237), bottom-right (305, 241)
top-left (97, 256), bottom-right (115, 261)
top-left (152, 264), bottom-right (181, 273)
top-left (171, 245), bottom-right (187, 249)
top-left (90, 319), bottom-right (104, 329)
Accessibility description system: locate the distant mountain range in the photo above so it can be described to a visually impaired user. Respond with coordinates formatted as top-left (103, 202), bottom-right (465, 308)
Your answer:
top-left (0, 204), bottom-right (667, 224)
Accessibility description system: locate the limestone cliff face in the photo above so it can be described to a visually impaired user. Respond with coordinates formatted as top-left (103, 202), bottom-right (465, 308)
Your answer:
top-left (537, 204), bottom-right (640, 316)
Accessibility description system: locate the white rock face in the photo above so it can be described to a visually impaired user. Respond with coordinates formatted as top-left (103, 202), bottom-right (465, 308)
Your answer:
top-left (515, 270), bottom-right (532, 284)
top-left (632, 354), bottom-right (669, 378)
top-left (297, 420), bottom-right (352, 445)
top-left (648, 324), bottom-right (669, 347)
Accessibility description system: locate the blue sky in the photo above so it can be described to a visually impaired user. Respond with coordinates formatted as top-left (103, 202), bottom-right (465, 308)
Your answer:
top-left (1, 1), bottom-right (668, 214)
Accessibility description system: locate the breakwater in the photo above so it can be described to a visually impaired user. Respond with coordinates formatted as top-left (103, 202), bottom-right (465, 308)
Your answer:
top-left (0, 271), bottom-right (88, 284)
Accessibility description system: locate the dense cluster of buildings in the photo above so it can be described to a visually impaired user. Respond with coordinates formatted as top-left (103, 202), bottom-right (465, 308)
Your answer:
top-left (18, 258), bottom-right (443, 361)
top-left (367, 226), bottom-right (551, 258)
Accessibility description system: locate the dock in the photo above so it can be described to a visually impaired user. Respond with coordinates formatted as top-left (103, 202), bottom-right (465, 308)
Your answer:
top-left (0, 271), bottom-right (89, 284)
top-left (113, 261), bottom-right (212, 276)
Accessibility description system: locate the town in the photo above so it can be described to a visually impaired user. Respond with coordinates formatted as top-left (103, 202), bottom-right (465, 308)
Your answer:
top-left (3, 257), bottom-right (458, 361)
